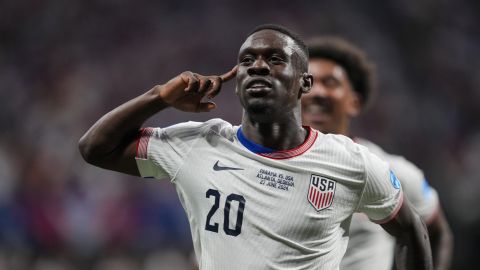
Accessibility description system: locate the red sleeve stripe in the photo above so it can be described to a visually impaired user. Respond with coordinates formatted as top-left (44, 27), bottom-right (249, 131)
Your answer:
top-left (372, 192), bottom-right (404, 224)
top-left (136, 128), bottom-right (155, 159)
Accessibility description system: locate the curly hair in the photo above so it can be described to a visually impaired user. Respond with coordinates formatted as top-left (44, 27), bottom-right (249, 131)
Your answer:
top-left (307, 37), bottom-right (376, 108)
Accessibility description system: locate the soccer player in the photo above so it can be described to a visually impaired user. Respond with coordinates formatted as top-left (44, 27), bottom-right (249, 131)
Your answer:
top-left (79, 24), bottom-right (432, 270)
top-left (302, 37), bottom-right (452, 270)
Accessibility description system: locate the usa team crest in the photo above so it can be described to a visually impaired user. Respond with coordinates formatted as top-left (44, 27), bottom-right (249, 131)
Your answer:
top-left (308, 174), bottom-right (336, 211)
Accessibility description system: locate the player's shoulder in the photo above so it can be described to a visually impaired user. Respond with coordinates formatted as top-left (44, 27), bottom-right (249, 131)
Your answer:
top-left (157, 118), bottom-right (234, 139)
top-left (315, 132), bottom-right (390, 184)
top-left (317, 131), bottom-right (371, 159)
top-left (357, 142), bottom-right (440, 218)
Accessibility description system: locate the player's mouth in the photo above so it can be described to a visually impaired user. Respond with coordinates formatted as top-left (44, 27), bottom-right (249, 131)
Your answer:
top-left (245, 79), bottom-right (273, 96)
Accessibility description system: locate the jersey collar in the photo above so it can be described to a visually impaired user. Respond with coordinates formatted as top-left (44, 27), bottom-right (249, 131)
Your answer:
top-left (237, 127), bottom-right (275, 154)
top-left (237, 126), bottom-right (318, 159)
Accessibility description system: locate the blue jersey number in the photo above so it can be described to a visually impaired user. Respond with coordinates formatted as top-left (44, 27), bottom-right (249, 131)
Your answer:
top-left (205, 189), bottom-right (246, 236)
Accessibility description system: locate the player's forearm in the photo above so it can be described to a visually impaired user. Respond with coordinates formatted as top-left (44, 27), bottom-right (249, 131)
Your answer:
top-left (383, 199), bottom-right (433, 270)
top-left (394, 212), bottom-right (433, 270)
top-left (78, 85), bottom-right (168, 165)
top-left (428, 211), bottom-right (453, 270)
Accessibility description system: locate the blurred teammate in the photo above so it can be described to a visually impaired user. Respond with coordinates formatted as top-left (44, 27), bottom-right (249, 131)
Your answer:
top-left (303, 37), bottom-right (452, 270)
top-left (79, 24), bottom-right (432, 269)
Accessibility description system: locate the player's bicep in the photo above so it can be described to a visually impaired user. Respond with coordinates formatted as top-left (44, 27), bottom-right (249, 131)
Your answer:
top-left (380, 197), bottom-right (416, 237)
top-left (381, 198), bottom-right (433, 270)
top-left (93, 133), bottom-right (141, 176)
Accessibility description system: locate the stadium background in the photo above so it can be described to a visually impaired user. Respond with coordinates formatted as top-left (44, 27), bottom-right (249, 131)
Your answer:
top-left (1, 0), bottom-right (479, 269)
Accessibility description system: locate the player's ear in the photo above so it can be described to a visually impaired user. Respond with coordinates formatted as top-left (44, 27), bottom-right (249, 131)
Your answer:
top-left (347, 90), bottom-right (362, 117)
top-left (298, 72), bottom-right (313, 98)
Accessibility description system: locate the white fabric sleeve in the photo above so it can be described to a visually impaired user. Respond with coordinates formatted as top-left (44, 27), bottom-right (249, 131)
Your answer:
top-left (135, 121), bottom-right (205, 180)
top-left (357, 149), bottom-right (404, 224)
top-left (388, 157), bottom-right (439, 223)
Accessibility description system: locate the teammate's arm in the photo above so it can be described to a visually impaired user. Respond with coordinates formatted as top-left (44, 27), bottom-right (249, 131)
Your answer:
top-left (381, 198), bottom-right (433, 270)
top-left (78, 68), bottom-right (237, 175)
top-left (426, 209), bottom-right (453, 270)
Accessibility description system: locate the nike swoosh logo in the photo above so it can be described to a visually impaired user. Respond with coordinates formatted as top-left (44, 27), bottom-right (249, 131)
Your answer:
top-left (213, 160), bottom-right (244, 171)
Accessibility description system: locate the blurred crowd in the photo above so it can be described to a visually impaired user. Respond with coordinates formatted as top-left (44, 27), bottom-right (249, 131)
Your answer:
top-left (0, 0), bottom-right (479, 269)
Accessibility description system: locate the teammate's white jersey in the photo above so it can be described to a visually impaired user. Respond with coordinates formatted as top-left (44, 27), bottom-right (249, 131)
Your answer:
top-left (340, 138), bottom-right (439, 270)
top-left (135, 119), bottom-right (403, 270)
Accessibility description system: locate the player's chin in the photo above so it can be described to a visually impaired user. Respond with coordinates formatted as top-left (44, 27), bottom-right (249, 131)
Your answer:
top-left (245, 102), bottom-right (276, 120)
top-left (247, 104), bottom-right (270, 115)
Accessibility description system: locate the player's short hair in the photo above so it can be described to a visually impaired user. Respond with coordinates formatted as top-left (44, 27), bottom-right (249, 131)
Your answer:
top-left (307, 37), bottom-right (375, 108)
top-left (249, 24), bottom-right (309, 72)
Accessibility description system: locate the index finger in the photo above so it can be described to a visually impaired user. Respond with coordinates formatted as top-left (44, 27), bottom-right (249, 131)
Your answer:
top-left (220, 65), bottom-right (238, 82)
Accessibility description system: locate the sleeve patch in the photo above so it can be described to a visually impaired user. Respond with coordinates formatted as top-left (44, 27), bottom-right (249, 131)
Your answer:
top-left (422, 179), bottom-right (433, 199)
top-left (390, 170), bottom-right (401, 189)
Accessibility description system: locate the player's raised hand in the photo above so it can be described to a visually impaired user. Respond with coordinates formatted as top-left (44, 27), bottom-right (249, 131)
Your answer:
top-left (157, 66), bottom-right (237, 112)
top-left (205, 66), bottom-right (237, 99)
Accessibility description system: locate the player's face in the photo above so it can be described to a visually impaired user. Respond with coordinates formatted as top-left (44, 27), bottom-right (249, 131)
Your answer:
top-left (236, 30), bottom-right (303, 122)
top-left (301, 58), bottom-right (360, 135)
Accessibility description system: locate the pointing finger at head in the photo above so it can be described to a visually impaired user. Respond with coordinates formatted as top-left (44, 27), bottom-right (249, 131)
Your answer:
top-left (220, 65), bottom-right (238, 82)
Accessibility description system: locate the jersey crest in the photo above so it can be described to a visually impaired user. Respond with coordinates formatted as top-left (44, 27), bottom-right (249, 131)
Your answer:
top-left (308, 174), bottom-right (336, 211)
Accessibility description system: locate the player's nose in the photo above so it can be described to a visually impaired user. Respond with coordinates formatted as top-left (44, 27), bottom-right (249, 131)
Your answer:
top-left (247, 58), bottom-right (270, 76)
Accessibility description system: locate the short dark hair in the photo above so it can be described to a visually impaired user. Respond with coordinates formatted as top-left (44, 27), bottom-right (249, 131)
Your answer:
top-left (249, 24), bottom-right (309, 72)
top-left (307, 37), bottom-right (375, 108)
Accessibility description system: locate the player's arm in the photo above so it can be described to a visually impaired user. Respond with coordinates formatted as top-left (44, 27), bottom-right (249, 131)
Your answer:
top-left (360, 150), bottom-right (433, 270)
top-left (390, 159), bottom-right (453, 270)
top-left (381, 198), bottom-right (433, 270)
top-left (427, 208), bottom-right (453, 270)
top-left (78, 68), bottom-right (237, 175)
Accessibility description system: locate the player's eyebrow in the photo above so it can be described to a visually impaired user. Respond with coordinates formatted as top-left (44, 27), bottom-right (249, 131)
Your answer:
top-left (238, 47), bottom-right (289, 59)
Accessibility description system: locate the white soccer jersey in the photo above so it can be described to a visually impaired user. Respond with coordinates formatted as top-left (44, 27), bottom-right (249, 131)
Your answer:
top-left (135, 119), bottom-right (403, 270)
top-left (340, 138), bottom-right (439, 270)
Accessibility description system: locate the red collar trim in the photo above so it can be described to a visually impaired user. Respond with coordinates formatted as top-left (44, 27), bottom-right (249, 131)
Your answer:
top-left (258, 127), bottom-right (318, 160)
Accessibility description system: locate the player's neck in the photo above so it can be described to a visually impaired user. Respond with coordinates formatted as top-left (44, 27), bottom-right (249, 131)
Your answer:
top-left (241, 114), bottom-right (307, 151)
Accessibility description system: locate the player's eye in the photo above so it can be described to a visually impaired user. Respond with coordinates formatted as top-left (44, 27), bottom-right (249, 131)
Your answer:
top-left (240, 55), bottom-right (254, 65)
top-left (269, 55), bottom-right (285, 64)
